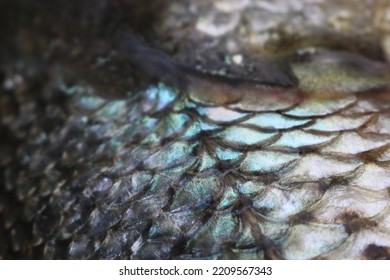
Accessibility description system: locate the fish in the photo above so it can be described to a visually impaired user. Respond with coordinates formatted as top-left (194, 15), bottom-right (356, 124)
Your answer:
top-left (1, 0), bottom-right (390, 259)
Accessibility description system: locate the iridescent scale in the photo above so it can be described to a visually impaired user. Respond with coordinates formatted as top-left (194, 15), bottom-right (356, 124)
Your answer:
top-left (10, 80), bottom-right (386, 260)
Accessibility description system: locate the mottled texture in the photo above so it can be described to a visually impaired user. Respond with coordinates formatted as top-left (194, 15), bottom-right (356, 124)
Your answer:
top-left (1, 0), bottom-right (390, 260)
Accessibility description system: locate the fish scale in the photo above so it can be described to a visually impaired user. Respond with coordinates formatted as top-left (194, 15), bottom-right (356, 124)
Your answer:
top-left (1, 0), bottom-right (390, 259)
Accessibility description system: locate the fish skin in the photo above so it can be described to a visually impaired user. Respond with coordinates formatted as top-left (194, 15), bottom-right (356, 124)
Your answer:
top-left (1, 0), bottom-right (390, 260)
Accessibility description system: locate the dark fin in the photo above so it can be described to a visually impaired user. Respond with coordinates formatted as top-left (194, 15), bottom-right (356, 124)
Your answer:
top-left (113, 31), bottom-right (299, 91)
top-left (113, 31), bottom-right (185, 88)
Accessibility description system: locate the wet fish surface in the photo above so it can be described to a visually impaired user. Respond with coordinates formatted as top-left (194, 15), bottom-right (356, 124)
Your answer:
top-left (1, 0), bottom-right (390, 259)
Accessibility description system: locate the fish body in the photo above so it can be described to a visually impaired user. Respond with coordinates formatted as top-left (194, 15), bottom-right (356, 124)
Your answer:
top-left (1, 0), bottom-right (390, 259)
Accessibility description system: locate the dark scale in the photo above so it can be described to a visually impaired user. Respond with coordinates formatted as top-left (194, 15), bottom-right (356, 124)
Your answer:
top-left (1, 0), bottom-right (390, 259)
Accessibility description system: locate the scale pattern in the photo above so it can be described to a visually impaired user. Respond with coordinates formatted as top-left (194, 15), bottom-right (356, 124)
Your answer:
top-left (2, 74), bottom-right (390, 259)
top-left (1, 0), bottom-right (390, 260)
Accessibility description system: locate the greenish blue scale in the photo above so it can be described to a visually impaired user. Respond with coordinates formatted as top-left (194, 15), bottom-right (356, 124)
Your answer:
top-left (94, 122), bottom-right (116, 138)
top-left (141, 117), bottom-right (159, 130)
top-left (172, 94), bottom-right (198, 111)
top-left (116, 117), bottom-right (157, 142)
top-left (169, 209), bottom-right (199, 232)
top-left (146, 157), bottom-right (197, 194)
top-left (113, 123), bottom-right (135, 141)
top-left (148, 173), bottom-right (174, 194)
top-left (216, 146), bottom-right (242, 161)
top-left (94, 125), bottom-right (124, 159)
top-left (141, 132), bottom-right (159, 144)
top-left (94, 143), bottom-right (107, 158)
top-left (236, 225), bottom-right (257, 248)
top-left (243, 113), bottom-right (310, 129)
top-left (172, 99), bottom-right (187, 111)
top-left (180, 122), bottom-right (202, 139)
top-left (136, 145), bottom-right (159, 160)
top-left (240, 151), bottom-right (299, 173)
top-left (198, 151), bottom-right (217, 171)
top-left (131, 171), bottom-right (153, 193)
top-left (188, 213), bottom-right (237, 254)
top-left (145, 141), bottom-right (196, 170)
top-left (195, 107), bottom-right (209, 116)
top-left (162, 156), bottom-right (198, 178)
top-left (80, 116), bottom-right (89, 124)
top-left (219, 127), bottom-right (277, 146)
top-left (172, 176), bottom-right (219, 207)
top-left (108, 138), bottom-right (123, 154)
top-left (156, 83), bottom-right (178, 110)
top-left (144, 85), bottom-right (158, 102)
top-left (126, 105), bottom-right (141, 119)
top-left (182, 100), bottom-right (198, 109)
top-left (231, 249), bottom-right (265, 260)
top-left (138, 193), bottom-right (171, 215)
top-left (147, 224), bottom-right (160, 238)
top-left (104, 138), bottom-right (123, 165)
top-left (142, 113), bottom-right (189, 144)
top-left (163, 113), bottom-right (189, 133)
top-left (199, 121), bottom-right (220, 131)
top-left (60, 84), bottom-right (86, 96)
top-left (216, 187), bottom-right (238, 210)
top-left (77, 96), bottom-right (106, 111)
top-left (189, 211), bottom-right (236, 254)
top-left (97, 100), bottom-right (127, 117)
top-left (237, 181), bottom-right (265, 196)
top-left (209, 214), bottom-right (237, 242)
